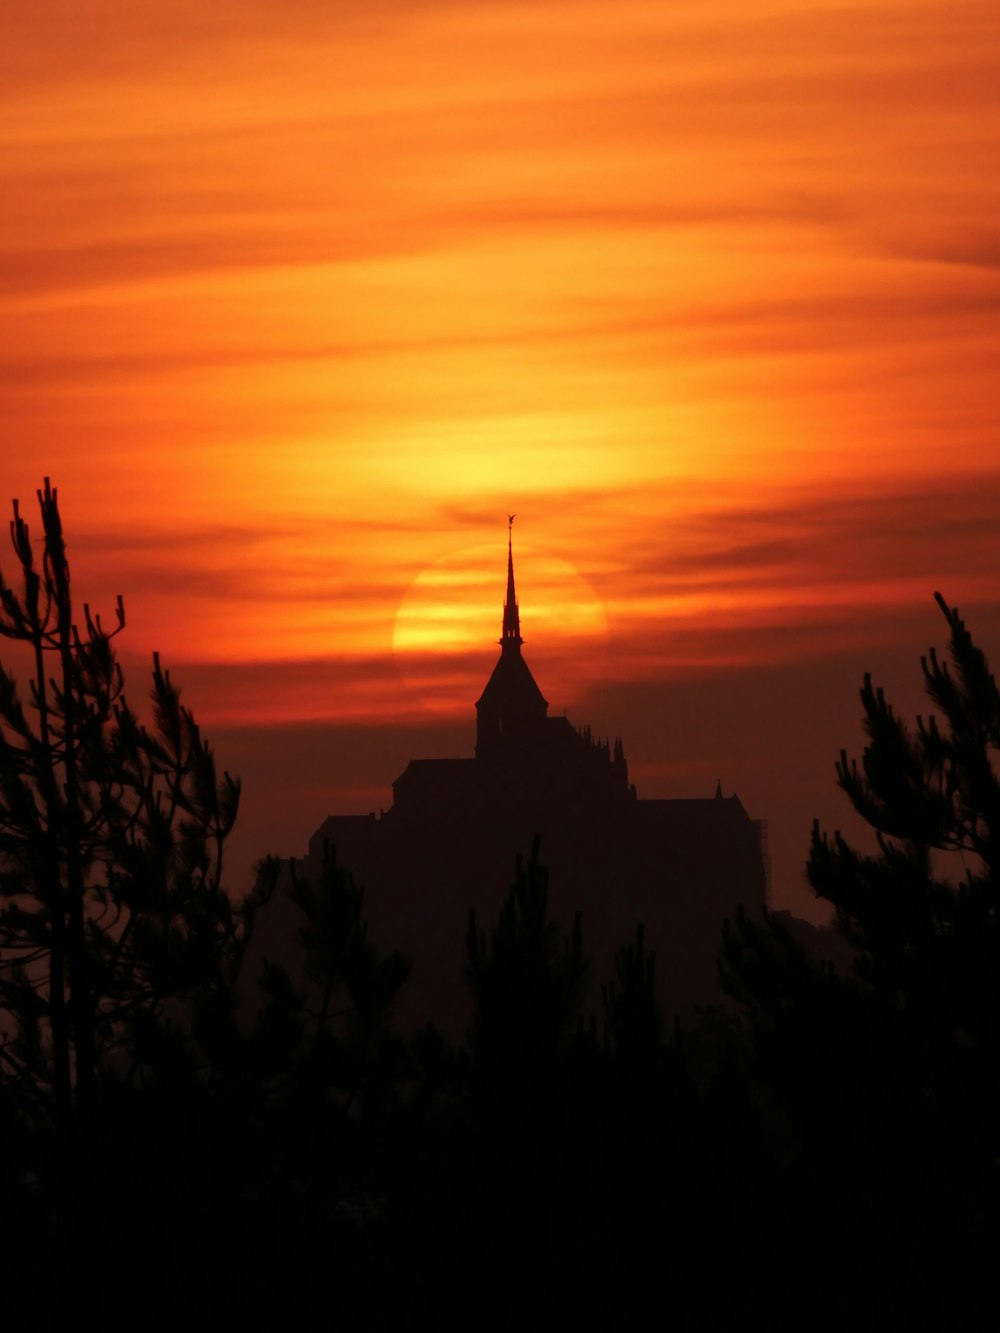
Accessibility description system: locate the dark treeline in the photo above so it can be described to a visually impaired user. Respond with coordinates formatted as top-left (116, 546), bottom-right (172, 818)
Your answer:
top-left (3, 483), bottom-right (999, 1330)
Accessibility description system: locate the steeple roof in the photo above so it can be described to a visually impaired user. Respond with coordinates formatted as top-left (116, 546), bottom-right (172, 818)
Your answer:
top-left (501, 517), bottom-right (521, 647)
top-left (476, 648), bottom-right (548, 714)
top-left (475, 519), bottom-right (548, 752)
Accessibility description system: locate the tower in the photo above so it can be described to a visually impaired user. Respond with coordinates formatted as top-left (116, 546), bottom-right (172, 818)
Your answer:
top-left (475, 518), bottom-right (548, 758)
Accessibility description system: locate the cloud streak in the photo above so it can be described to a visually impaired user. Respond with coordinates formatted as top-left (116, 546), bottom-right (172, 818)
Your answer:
top-left (3, 1), bottom-right (1000, 909)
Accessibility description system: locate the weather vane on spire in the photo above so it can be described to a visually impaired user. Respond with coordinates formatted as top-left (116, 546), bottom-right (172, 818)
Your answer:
top-left (508, 513), bottom-right (515, 530)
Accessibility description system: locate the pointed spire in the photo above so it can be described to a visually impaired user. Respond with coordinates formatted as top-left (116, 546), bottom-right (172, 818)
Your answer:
top-left (501, 514), bottom-right (522, 649)
top-left (715, 778), bottom-right (724, 799)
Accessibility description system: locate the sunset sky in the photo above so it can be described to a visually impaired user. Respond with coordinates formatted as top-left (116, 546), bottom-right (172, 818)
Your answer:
top-left (3, 1), bottom-right (999, 919)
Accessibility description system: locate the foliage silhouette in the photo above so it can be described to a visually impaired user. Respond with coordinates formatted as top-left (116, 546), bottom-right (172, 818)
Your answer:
top-left (0, 479), bottom-right (250, 1125)
top-left (9, 480), bottom-right (996, 1329)
top-left (0, 481), bottom-right (247, 1131)
top-left (721, 592), bottom-right (1000, 1327)
top-left (602, 922), bottom-right (662, 1070)
top-left (0, 481), bottom-right (267, 1330)
top-left (252, 840), bottom-right (411, 1123)
top-left (465, 834), bottom-right (587, 1080)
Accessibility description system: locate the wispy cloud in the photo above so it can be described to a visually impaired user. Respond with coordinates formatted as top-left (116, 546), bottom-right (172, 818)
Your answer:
top-left (2, 0), bottom-right (999, 736)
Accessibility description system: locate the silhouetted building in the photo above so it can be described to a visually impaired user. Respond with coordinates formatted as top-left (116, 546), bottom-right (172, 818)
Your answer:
top-left (258, 527), bottom-right (769, 1034)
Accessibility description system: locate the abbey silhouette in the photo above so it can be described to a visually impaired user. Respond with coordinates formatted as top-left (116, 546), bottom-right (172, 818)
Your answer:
top-left (259, 525), bottom-right (769, 1032)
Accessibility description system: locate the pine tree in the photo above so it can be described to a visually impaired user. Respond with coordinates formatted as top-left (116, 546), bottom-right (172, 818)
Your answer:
top-left (465, 836), bottom-right (587, 1077)
top-left (252, 840), bottom-right (411, 1120)
top-left (0, 480), bottom-right (246, 1133)
top-left (720, 592), bottom-right (1000, 1325)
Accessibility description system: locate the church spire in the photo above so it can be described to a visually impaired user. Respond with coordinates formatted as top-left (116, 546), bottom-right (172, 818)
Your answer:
top-left (501, 514), bottom-right (522, 649)
top-left (476, 515), bottom-right (547, 757)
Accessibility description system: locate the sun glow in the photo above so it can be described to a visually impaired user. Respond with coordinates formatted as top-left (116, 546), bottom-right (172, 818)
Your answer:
top-left (393, 542), bottom-right (608, 715)
top-left (2, 0), bottom-right (999, 733)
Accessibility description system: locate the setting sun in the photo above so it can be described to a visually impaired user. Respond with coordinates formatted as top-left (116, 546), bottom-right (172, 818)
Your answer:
top-left (393, 539), bottom-right (608, 715)
top-left (2, 0), bottom-right (999, 909)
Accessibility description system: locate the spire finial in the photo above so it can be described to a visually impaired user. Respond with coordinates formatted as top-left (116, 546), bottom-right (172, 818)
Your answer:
top-left (501, 515), bottom-right (521, 648)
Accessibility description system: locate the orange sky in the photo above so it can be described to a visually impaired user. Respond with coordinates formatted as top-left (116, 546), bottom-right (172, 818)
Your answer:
top-left (3, 1), bottom-right (1000, 914)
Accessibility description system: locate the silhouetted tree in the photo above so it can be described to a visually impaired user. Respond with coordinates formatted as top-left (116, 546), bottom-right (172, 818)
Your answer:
top-left (0, 481), bottom-right (247, 1136)
top-left (0, 479), bottom-right (258, 1333)
top-left (252, 841), bottom-right (411, 1123)
top-left (721, 592), bottom-right (1000, 1326)
top-left (602, 922), bottom-right (661, 1068)
top-left (465, 835), bottom-right (587, 1079)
